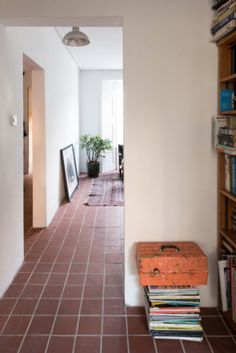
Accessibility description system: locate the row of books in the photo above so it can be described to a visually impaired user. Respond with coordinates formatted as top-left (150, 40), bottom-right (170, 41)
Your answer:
top-left (144, 285), bottom-right (203, 341)
top-left (218, 254), bottom-right (236, 321)
top-left (223, 154), bottom-right (236, 194)
top-left (211, 0), bottom-right (236, 42)
top-left (218, 126), bottom-right (236, 146)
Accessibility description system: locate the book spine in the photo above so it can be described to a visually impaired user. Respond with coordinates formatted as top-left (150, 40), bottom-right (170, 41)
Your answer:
top-left (225, 154), bottom-right (231, 192)
top-left (218, 260), bottom-right (228, 311)
top-left (216, 0), bottom-right (236, 16)
top-left (211, 12), bottom-right (236, 33)
top-left (231, 156), bottom-right (236, 195)
top-left (212, 19), bottom-right (236, 42)
top-left (213, 0), bottom-right (229, 11)
top-left (213, 3), bottom-right (236, 25)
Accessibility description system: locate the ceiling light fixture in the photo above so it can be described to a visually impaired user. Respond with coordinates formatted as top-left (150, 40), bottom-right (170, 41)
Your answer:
top-left (62, 27), bottom-right (90, 47)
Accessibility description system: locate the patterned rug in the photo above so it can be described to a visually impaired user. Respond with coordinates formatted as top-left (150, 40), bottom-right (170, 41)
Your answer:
top-left (84, 171), bottom-right (123, 206)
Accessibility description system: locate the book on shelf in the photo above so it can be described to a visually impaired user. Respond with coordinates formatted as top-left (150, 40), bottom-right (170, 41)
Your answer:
top-left (232, 267), bottom-right (236, 320)
top-left (220, 89), bottom-right (235, 112)
top-left (211, 11), bottom-right (236, 34)
top-left (225, 154), bottom-right (231, 192)
top-left (218, 259), bottom-right (228, 311)
top-left (215, 0), bottom-right (236, 17)
top-left (222, 239), bottom-right (236, 253)
top-left (213, 3), bottom-right (236, 25)
top-left (211, 19), bottom-right (236, 42)
top-left (212, 0), bottom-right (229, 11)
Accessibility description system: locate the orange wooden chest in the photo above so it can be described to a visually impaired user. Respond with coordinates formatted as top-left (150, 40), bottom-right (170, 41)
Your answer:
top-left (136, 242), bottom-right (208, 286)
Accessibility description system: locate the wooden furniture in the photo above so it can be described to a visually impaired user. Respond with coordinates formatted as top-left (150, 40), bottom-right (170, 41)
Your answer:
top-left (216, 30), bottom-right (236, 334)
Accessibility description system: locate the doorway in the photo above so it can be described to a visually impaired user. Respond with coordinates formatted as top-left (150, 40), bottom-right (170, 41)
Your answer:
top-left (101, 79), bottom-right (123, 173)
top-left (23, 54), bottom-right (47, 237)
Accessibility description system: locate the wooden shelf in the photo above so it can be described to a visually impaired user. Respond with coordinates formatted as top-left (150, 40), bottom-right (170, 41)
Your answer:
top-left (221, 310), bottom-right (236, 334)
top-left (220, 189), bottom-right (236, 202)
top-left (219, 110), bottom-right (236, 115)
top-left (220, 73), bottom-right (236, 83)
top-left (217, 30), bottom-right (236, 46)
top-left (220, 229), bottom-right (236, 249)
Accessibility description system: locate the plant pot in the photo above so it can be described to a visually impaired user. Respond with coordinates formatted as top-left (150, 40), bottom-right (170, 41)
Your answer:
top-left (87, 161), bottom-right (100, 178)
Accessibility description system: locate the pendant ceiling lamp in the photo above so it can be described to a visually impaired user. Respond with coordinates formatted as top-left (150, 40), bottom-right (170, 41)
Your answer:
top-left (62, 27), bottom-right (90, 47)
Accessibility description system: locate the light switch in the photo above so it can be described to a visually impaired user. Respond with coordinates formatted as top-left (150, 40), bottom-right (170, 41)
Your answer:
top-left (11, 114), bottom-right (18, 126)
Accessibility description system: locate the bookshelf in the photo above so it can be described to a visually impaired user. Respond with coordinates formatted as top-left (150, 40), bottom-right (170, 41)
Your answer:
top-left (216, 28), bottom-right (236, 333)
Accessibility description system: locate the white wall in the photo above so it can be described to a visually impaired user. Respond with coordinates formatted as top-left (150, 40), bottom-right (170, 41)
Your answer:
top-left (0, 26), bottom-right (79, 297)
top-left (79, 70), bottom-right (122, 172)
top-left (0, 0), bottom-right (218, 306)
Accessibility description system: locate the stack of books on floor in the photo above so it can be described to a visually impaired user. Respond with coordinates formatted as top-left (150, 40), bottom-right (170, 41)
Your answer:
top-left (144, 285), bottom-right (203, 342)
top-left (211, 0), bottom-right (236, 42)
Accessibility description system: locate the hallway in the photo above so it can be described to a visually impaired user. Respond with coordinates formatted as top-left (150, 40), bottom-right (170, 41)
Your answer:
top-left (0, 176), bottom-right (236, 353)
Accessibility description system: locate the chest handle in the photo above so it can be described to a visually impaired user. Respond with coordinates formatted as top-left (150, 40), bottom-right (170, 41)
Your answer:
top-left (153, 268), bottom-right (160, 275)
top-left (160, 244), bottom-right (180, 252)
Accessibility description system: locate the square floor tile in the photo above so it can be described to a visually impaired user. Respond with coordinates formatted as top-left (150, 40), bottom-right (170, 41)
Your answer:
top-left (20, 285), bottom-right (44, 299)
top-left (83, 286), bottom-right (103, 299)
top-left (129, 336), bottom-right (156, 353)
top-left (201, 307), bottom-right (219, 316)
top-left (70, 263), bottom-right (87, 273)
top-left (105, 264), bottom-right (123, 274)
top-left (75, 336), bottom-right (100, 353)
top-left (104, 299), bottom-right (125, 315)
top-left (52, 263), bottom-right (70, 273)
top-left (105, 274), bottom-right (123, 285)
top-left (35, 299), bottom-right (59, 315)
top-left (19, 335), bottom-right (49, 353)
top-left (0, 336), bottom-right (22, 353)
top-left (28, 273), bottom-right (49, 285)
top-left (85, 274), bottom-right (103, 286)
top-left (12, 272), bottom-right (31, 285)
top-left (183, 338), bottom-right (212, 353)
top-left (126, 306), bottom-right (145, 315)
top-left (104, 286), bottom-right (123, 298)
top-left (103, 316), bottom-right (126, 335)
top-left (4, 284), bottom-right (24, 298)
top-left (47, 273), bottom-right (67, 285)
top-left (202, 316), bottom-right (230, 335)
top-left (28, 316), bottom-right (54, 334)
top-left (0, 298), bottom-right (16, 314)
top-left (207, 337), bottom-right (236, 353)
top-left (34, 263), bottom-right (53, 273)
top-left (41, 285), bottom-right (64, 298)
top-left (81, 299), bottom-right (102, 315)
top-left (53, 315), bottom-right (77, 335)
top-left (87, 263), bottom-right (104, 274)
top-left (66, 273), bottom-right (85, 285)
top-left (155, 339), bottom-right (183, 353)
top-left (102, 336), bottom-right (127, 353)
top-left (58, 299), bottom-right (81, 315)
top-left (13, 299), bottom-right (38, 315)
top-left (127, 316), bottom-right (149, 335)
top-left (47, 336), bottom-right (74, 353)
top-left (78, 316), bottom-right (101, 335)
top-left (0, 316), bottom-right (8, 331)
top-left (63, 285), bottom-right (83, 299)
top-left (3, 315), bottom-right (31, 335)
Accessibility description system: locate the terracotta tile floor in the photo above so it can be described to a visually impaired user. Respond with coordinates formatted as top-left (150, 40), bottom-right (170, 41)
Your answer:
top-left (1, 175), bottom-right (236, 352)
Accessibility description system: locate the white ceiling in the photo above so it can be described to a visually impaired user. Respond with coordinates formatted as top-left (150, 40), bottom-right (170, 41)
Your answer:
top-left (56, 27), bottom-right (123, 70)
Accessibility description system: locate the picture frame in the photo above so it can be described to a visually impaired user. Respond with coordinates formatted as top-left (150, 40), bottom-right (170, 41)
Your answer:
top-left (60, 144), bottom-right (79, 201)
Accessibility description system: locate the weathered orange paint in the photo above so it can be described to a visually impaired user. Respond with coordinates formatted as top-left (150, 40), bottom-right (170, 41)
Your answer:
top-left (136, 242), bottom-right (208, 286)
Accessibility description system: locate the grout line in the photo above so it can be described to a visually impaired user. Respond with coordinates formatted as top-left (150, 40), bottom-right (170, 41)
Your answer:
top-left (180, 340), bottom-right (187, 353)
top-left (204, 333), bottom-right (215, 353)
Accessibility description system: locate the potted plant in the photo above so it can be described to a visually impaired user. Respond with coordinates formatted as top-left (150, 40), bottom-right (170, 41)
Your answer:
top-left (80, 134), bottom-right (113, 178)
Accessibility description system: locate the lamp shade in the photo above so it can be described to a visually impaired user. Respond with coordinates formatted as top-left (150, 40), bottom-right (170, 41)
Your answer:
top-left (62, 27), bottom-right (90, 47)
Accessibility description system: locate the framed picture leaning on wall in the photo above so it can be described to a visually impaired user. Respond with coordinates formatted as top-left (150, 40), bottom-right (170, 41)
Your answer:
top-left (60, 144), bottom-right (79, 201)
